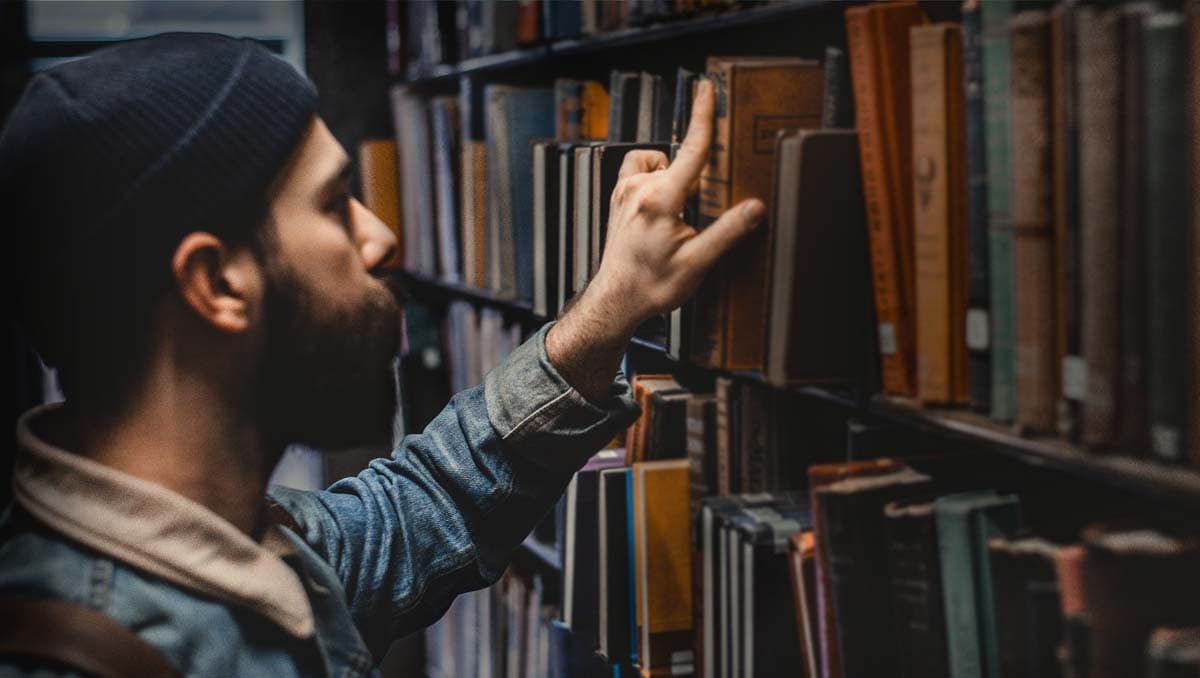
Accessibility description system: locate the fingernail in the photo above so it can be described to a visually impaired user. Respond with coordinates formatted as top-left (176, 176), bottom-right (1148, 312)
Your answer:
top-left (742, 199), bottom-right (765, 222)
top-left (699, 79), bottom-right (712, 96)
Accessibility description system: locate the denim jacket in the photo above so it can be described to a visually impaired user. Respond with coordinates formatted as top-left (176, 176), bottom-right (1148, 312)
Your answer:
top-left (0, 325), bottom-right (638, 676)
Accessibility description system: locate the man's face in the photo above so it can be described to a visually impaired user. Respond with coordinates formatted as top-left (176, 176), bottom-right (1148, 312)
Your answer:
top-left (252, 118), bottom-right (402, 451)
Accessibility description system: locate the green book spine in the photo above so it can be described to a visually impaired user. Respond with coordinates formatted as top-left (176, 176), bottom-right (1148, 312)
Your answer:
top-left (936, 492), bottom-right (1023, 678)
top-left (1145, 13), bottom-right (1189, 461)
top-left (982, 0), bottom-right (1016, 422)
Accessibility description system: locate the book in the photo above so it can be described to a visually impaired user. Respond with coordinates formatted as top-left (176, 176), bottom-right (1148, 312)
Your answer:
top-left (1077, 527), bottom-right (1200, 678)
top-left (431, 96), bottom-right (463, 283)
top-left (542, 0), bottom-right (582, 40)
top-left (573, 145), bottom-right (596, 295)
top-left (1054, 544), bottom-right (1088, 678)
top-left (391, 85), bottom-right (438, 276)
top-left (625, 374), bottom-right (684, 464)
top-left (1050, 3), bottom-right (1082, 441)
top-left (1191, 3), bottom-right (1200, 470)
top-left (1009, 11), bottom-right (1057, 433)
top-left (808, 459), bottom-right (901, 678)
top-left (935, 491), bottom-right (1023, 678)
top-left (532, 141), bottom-right (559, 317)
top-left (357, 139), bottom-right (403, 268)
top-left (483, 85), bottom-right (554, 302)
top-left (987, 535), bottom-right (1063, 678)
top-left (459, 76), bottom-right (489, 289)
top-left (554, 78), bottom-right (609, 141)
top-left (695, 56), bottom-right (824, 371)
top-left (632, 459), bottom-right (693, 677)
top-left (885, 498), bottom-right (951, 678)
top-left (787, 532), bottom-right (820, 678)
top-left (963, 0), bottom-right (992, 412)
top-left (1147, 627), bottom-right (1200, 677)
top-left (1145, 11), bottom-right (1189, 462)
top-left (645, 389), bottom-right (690, 461)
top-left (686, 394), bottom-right (716, 678)
top-left (1117, 4), bottom-right (1155, 452)
top-left (818, 468), bottom-right (934, 678)
top-left (1077, 6), bottom-right (1121, 448)
top-left (763, 129), bottom-right (869, 388)
top-left (515, 0), bottom-right (540, 45)
top-left (635, 72), bottom-right (663, 143)
top-left (562, 449), bottom-right (625, 647)
top-left (714, 377), bottom-right (738, 497)
top-left (598, 466), bottom-right (633, 668)
top-left (982, 0), bottom-right (1016, 422)
top-left (821, 46), bottom-right (853, 129)
top-left (607, 71), bottom-right (641, 143)
top-left (736, 500), bottom-right (812, 678)
top-left (845, 1), bottom-right (927, 396)
top-left (910, 22), bottom-right (969, 404)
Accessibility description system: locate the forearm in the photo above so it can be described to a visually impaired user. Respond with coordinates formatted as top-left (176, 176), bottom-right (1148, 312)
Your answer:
top-left (546, 276), bottom-right (639, 404)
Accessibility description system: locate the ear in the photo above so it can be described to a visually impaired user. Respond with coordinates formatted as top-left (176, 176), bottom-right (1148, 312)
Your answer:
top-left (171, 232), bottom-right (259, 334)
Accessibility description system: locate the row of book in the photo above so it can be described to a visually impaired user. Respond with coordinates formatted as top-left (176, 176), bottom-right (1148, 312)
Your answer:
top-left (425, 572), bottom-right (569, 678)
top-left (487, 367), bottom-right (1200, 678)
top-left (392, 0), bottom-right (767, 73)
top-left (841, 0), bottom-right (1200, 465)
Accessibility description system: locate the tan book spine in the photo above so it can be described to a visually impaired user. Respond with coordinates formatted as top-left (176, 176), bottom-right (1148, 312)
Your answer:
top-left (1011, 11), bottom-right (1058, 434)
top-left (911, 23), bottom-right (968, 404)
top-left (357, 139), bottom-right (404, 268)
top-left (1077, 7), bottom-right (1121, 448)
top-left (582, 81), bottom-right (610, 140)
top-left (846, 3), bottom-right (926, 396)
top-left (1191, 3), bottom-right (1200, 468)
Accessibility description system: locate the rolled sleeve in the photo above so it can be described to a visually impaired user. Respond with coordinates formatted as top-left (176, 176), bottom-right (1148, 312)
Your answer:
top-left (485, 322), bottom-right (640, 473)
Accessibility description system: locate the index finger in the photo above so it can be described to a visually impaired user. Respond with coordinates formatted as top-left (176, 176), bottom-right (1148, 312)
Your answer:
top-left (666, 79), bottom-right (715, 184)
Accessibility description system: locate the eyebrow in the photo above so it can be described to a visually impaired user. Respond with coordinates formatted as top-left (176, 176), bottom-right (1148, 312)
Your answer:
top-left (319, 157), bottom-right (354, 197)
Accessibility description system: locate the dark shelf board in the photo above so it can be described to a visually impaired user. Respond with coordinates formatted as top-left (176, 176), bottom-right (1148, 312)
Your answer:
top-left (398, 0), bottom-right (834, 86)
top-left (518, 535), bottom-right (562, 572)
top-left (397, 269), bottom-right (547, 322)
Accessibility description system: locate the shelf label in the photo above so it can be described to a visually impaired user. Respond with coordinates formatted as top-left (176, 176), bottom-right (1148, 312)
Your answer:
top-left (966, 309), bottom-right (990, 351)
top-left (878, 323), bottom-right (898, 355)
top-left (1062, 355), bottom-right (1086, 401)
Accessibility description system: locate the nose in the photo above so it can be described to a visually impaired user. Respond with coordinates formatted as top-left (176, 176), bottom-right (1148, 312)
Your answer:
top-left (351, 197), bottom-right (400, 273)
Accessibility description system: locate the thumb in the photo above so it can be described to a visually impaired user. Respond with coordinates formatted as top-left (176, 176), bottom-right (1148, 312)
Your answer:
top-left (680, 198), bottom-right (766, 272)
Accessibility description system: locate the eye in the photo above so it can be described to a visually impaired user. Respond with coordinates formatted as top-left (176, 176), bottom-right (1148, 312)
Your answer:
top-left (326, 191), bottom-right (351, 228)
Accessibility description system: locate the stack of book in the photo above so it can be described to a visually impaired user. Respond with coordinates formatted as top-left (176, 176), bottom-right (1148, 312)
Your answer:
top-left (843, 0), bottom-right (1200, 466)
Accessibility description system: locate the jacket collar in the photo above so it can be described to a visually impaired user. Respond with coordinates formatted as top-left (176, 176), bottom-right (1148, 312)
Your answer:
top-left (13, 403), bottom-right (315, 638)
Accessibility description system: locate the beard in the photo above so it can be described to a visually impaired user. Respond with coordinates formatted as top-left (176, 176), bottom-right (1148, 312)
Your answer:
top-left (255, 262), bottom-right (402, 453)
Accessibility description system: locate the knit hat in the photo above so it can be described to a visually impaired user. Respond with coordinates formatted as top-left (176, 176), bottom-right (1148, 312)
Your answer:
top-left (2, 33), bottom-right (317, 367)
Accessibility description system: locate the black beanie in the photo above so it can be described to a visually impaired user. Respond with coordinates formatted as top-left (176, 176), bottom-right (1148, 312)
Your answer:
top-left (1, 32), bottom-right (317, 369)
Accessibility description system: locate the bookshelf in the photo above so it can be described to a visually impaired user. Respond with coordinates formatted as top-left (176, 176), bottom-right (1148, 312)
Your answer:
top-left (387, 1), bottom-right (1200, 676)
top-left (402, 0), bottom-right (835, 85)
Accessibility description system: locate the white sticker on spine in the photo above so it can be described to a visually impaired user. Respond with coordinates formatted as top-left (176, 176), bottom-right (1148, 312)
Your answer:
top-left (878, 323), bottom-right (898, 355)
top-left (1061, 356), bottom-right (1086, 401)
top-left (966, 309), bottom-right (989, 351)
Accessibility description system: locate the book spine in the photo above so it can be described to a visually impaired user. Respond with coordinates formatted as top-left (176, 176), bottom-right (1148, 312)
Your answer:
top-left (1051, 4), bottom-right (1083, 442)
top-left (911, 24), bottom-right (966, 404)
top-left (715, 377), bottom-right (732, 497)
top-left (1145, 13), bottom-right (1188, 461)
top-left (846, 6), bottom-right (917, 396)
top-left (1077, 7), bottom-right (1121, 448)
top-left (693, 59), bottom-right (735, 368)
top-left (886, 509), bottom-right (950, 678)
top-left (1010, 12), bottom-right (1057, 434)
top-left (982, 0), bottom-right (1016, 422)
top-left (963, 0), bottom-right (992, 413)
top-left (737, 384), bottom-right (769, 493)
top-left (937, 506), bottom-right (985, 678)
top-left (432, 100), bottom-right (463, 284)
top-left (1118, 8), bottom-right (1151, 452)
top-left (1191, 4), bottom-right (1200, 469)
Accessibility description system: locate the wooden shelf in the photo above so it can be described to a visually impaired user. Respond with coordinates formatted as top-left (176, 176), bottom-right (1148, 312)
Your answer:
top-left (517, 535), bottom-right (562, 572)
top-left (404, 272), bottom-right (1200, 511)
top-left (396, 269), bottom-right (546, 322)
top-left (399, 0), bottom-right (834, 86)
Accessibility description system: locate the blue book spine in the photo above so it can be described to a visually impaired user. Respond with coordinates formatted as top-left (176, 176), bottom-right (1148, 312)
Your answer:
top-left (504, 88), bottom-right (555, 302)
top-left (963, 0), bottom-right (991, 413)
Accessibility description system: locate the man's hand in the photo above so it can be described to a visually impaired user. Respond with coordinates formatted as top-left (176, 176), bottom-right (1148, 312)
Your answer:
top-left (546, 80), bottom-right (766, 403)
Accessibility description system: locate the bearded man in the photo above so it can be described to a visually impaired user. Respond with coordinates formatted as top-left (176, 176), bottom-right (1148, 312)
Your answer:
top-left (0, 34), bottom-right (763, 676)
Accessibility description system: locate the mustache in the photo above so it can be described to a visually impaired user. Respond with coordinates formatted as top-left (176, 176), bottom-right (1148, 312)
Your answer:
top-left (381, 272), bottom-right (412, 307)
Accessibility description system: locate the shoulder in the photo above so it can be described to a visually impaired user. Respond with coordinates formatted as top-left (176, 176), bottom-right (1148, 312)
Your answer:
top-left (0, 506), bottom-right (262, 676)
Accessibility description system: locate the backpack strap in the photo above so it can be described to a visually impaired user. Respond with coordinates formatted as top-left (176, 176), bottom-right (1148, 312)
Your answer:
top-left (0, 597), bottom-right (182, 678)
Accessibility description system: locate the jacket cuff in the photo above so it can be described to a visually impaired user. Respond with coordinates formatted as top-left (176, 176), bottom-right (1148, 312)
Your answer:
top-left (484, 322), bottom-right (639, 474)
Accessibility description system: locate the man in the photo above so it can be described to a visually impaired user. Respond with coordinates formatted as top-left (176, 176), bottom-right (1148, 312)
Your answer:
top-left (0, 34), bottom-right (763, 675)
